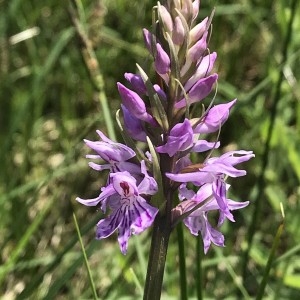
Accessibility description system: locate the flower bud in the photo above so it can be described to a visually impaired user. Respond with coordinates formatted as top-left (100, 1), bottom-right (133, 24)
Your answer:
top-left (153, 84), bottom-right (167, 101)
top-left (175, 73), bottom-right (218, 108)
top-left (192, 0), bottom-right (200, 21)
top-left (188, 31), bottom-right (208, 62)
top-left (173, 16), bottom-right (185, 45)
top-left (121, 105), bottom-right (147, 141)
top-left (189, 17), bottom-right (208, 44)
top-left (117, 82), bottom-right (156, 124)
top-left (143, 28), bottom-right (154, 53)
top-left (180, 0), bottom-right (193, 22)
top-left (155, 43), bottom-right (170, 75)
top-left (124, 73), bottom-right (147, 95)
top-left (158, 2), bottom-right (173, 33)
top-left (184, 52), bottom-right (217, 91)
top-left (156, 118), bottom-right (193, 157)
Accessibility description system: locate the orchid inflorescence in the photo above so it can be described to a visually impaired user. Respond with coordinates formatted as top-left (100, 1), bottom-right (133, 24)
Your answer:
top-left (76, 0), bottom-right (254, 255)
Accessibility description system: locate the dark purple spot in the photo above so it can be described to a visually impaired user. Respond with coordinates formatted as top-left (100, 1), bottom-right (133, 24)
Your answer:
top-left (120, 181), bottom-right (130, 196)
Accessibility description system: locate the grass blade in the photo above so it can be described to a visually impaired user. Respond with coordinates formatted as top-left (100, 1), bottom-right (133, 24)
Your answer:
top-left (73, 212), bottom-right (98, 300)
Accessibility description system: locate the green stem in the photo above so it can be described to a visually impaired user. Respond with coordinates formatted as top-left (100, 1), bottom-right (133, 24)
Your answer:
top-left (256, 222), bottom-right (284, 300)
top-left (177, 223), bottom-right (188, 300)
top-left (143, 151), bottom-right (175, 299)
top-left (143, 213), bottom-right (171, 300)
top-left (196, 237), bottom-right (203, 300)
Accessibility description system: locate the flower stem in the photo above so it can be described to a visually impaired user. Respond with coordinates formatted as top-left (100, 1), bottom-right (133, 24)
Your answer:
top-left (143, 213), bottom-right (171, 300)
top-left (177, 223), bottom-right (188, 300)
top-left (196, 237), bottom-right (203, 300)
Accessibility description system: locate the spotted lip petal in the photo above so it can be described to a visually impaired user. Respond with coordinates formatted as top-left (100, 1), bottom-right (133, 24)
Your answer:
top-left (92, 162), bottom-right (159, 254)
top-left (96, 194), bottom-right (158, 255)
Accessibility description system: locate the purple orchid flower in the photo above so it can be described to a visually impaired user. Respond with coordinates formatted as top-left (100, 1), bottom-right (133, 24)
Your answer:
top-left (76, 161), bottom-right (159, 254)
top-left (173, 183), bottom-right (249, 253)
top-left (166, 150), bottom-right (254, 213)
top-left (83, 130), bottom-right (140, 174)
top-left (186, 211), bottom-right (225, 254)
top-left (156, 118), bottom-right (220, 157)
top-left (156, 118), bottom-right (193, 157)
top-left (194, 99), bottom-right (237, 134)
top-left (76, 0), bottom-right (255, 260)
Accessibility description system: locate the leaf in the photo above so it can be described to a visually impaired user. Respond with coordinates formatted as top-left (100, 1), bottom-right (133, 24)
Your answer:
top-left (136, 64), bottom-right (169, 132)
top-left (146, 136), bottom-right (166, 210)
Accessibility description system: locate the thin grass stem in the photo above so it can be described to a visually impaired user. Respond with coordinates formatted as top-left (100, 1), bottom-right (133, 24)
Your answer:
top-left (73, 212), bottom-right (98, 300)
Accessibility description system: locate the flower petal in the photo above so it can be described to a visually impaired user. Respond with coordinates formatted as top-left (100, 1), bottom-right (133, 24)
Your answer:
top-left (117, 82), bottom-right (155, 124)
top-left (138, 160), bottom-right (158, 195)
top-left (175, 74), bottom-right (218, 109)
top-left (194, 100), bottom-right (236, 134)
top-left (96, 209), bottom-right (122, 240)
top-left (130, 196), bottom-right (159, 235)
top-left (156, 119), bottom-right (193, 157)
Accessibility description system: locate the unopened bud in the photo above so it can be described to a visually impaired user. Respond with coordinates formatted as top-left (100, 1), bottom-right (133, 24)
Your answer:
top-left (158, 2), bottom-right (173, 33)
top-left (173, 16), bottom-right (185, 45)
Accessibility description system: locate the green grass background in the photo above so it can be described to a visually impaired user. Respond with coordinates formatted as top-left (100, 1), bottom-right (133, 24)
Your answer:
top-left (1, 0), bottom-right (300, 299)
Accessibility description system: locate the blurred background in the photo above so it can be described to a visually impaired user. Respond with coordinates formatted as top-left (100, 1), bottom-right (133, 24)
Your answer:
top-left (1, 0), bottom-right (300, 299)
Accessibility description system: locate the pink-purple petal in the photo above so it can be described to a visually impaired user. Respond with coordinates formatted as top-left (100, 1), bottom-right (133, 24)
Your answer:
top-left (155, 43), bottom-right (170, 75)
top-left (175, 74), bottom-right (218, 108)
top-left (156, 119), bottom-right (193, 157)
top-left (117, 82), bottom-right (155, 124)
